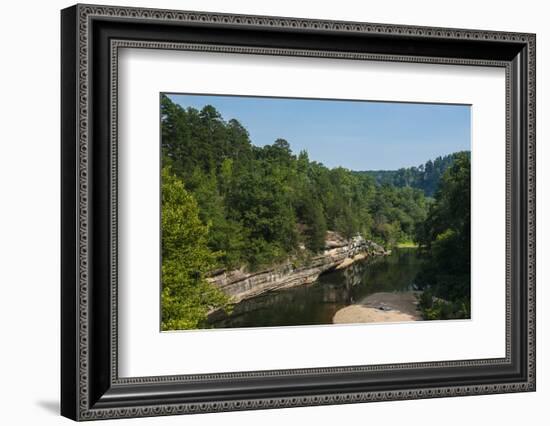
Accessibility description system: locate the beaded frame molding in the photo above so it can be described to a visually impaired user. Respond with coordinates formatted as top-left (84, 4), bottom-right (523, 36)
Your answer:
top-left (61, 4), bottom-right (536, 421)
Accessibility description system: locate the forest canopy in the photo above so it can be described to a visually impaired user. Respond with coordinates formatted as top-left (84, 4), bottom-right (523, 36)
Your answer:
top-left (358, 151), bottom-right (469, 197)
top-left (161, 94), bottom-right (437, 270)
top-left (414, 152), bottom-right (471, 319)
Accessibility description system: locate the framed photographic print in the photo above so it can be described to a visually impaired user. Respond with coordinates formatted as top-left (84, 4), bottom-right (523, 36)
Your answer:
top-left (61, 4), bottom-right (536, 421)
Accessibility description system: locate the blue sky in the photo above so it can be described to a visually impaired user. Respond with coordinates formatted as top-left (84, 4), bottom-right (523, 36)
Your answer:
top-left (167, 93), bottom-right (470, 171)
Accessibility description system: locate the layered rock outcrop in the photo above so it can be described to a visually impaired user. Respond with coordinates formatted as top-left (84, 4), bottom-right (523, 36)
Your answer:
top-left (207, 232), bottom-right (387, 303)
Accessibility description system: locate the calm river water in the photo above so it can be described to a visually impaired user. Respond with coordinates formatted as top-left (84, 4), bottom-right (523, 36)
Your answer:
top-left (208, 248), bottom-right (423, 329)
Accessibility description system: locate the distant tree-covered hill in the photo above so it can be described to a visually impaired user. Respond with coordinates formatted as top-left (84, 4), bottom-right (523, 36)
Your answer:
top-left (357, 151), bottom-right (470, 197)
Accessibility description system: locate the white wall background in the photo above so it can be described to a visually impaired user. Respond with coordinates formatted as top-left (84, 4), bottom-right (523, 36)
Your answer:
top-left (0, 0), bottom-right (546, 424)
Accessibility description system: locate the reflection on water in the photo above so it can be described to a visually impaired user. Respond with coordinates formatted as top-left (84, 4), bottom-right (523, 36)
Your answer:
top-left (208, 248), bottom-right (423, 329)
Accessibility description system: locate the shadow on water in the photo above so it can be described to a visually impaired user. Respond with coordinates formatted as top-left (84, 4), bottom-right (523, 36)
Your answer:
top-left (209, 248), bottom-right (423, 329)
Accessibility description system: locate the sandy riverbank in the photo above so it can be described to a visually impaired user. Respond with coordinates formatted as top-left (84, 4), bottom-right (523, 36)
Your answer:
top-left (332, 291), bottom-right (422, 324)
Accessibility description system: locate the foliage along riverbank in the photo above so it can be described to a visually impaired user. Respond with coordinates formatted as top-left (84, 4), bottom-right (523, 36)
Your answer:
top-left (414, 153), bottom-right (471, 320)
top-left (160, 94), bottom-right (471, 330)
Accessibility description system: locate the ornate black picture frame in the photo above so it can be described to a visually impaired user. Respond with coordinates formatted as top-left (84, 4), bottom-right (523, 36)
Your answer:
top-left (61, 4), bottom-right (536, 421)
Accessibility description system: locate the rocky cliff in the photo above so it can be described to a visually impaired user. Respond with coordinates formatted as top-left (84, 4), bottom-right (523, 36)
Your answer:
top-left (207, 232), bottom-right (387, 303)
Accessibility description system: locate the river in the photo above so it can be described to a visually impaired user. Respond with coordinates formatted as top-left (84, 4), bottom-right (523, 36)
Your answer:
top-left (207, 247), bottom-right (424, 329)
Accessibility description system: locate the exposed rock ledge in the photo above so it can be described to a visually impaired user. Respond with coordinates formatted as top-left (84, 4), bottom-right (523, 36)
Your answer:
top-left (207, 232), bottom-right (387, 303)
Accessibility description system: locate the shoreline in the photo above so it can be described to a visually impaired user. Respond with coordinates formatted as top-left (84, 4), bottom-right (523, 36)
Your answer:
top-left (332, 291), bottom-right (422, 324)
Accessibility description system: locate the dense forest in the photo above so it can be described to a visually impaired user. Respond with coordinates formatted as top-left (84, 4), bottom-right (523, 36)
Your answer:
top-left (160, 94), bottom-right (471, 329)
top-left (414, 152), bottom-right (471, 319)
top-left (359, 152), bottom-right (469, 197)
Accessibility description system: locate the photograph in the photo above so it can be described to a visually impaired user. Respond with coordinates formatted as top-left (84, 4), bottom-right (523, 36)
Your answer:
top-left (160, 93), bottom-right (472, 331)
top-left (58, 4), bottom-right (536, 420)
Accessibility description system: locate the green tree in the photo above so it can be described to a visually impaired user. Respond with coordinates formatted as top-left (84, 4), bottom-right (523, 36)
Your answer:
top-left (227, 161), bottom-right (298, 268)
top-left (161, 167), bottom-right (229, 330)
top-left (415, 152), bottom-right (471, 319)
top-left (296, 192), bottom-right (327, 252)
